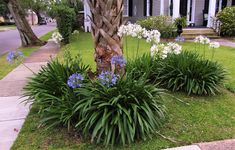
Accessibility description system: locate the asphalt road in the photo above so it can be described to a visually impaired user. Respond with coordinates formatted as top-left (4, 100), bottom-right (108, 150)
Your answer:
top-left (0, 23), bottom-right (56, 56)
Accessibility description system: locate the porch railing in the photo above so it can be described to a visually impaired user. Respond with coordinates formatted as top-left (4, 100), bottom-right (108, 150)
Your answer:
top-left (210, 16), bottom-right (221, 36)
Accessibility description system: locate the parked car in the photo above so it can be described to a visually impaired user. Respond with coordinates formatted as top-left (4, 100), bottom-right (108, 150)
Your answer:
top-left (38, 18), bottom-right (47, 25)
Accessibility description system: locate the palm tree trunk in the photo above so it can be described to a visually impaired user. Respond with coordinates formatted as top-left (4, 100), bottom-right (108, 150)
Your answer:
top-left (5, 0), bottom-right (44, 47)
top-left (88, 0), bottom-right (124, 73)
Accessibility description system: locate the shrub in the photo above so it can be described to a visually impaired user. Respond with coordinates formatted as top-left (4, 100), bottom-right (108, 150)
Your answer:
top-left (52, 5), bottom-right (76, 44)
top-left (23, 51), bottom-right (89, 129)
top-left (0, 22), bottom-right (15, 26)
top-left (137, 16), bottom-right (177, 38)
top-left (75, 73), bottom-right (166, 146)
top-left (155, 51), bottom-right (226, 95)
top-left (217, 6), bottom-right (235, 36)
top-left (174, 17), bottom-right (187, 28)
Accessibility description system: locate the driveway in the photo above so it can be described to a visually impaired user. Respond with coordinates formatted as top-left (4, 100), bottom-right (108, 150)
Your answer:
top-left (0, 23), bottom-right (56, 56)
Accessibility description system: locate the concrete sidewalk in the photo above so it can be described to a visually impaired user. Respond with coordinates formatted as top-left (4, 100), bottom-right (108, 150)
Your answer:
top-left (211, 39), bottom-right (235, 48)
top-left (165, 139), bottom-right (235, 150)
top-left (0, 41), bottom-right (59, 150)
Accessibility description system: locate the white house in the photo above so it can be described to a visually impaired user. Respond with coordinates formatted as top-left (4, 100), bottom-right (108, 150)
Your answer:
top-left (83, 0), bottom-right (235, 32)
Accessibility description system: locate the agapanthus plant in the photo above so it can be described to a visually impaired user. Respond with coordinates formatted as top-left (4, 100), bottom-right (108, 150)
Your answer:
top-left (6, 51), bottom-right (35, 74)
top-left (98, 71), bottom-right (118, 87)
top-left (51, 32), bottom-right (63, 44)
top-left (209, 42), bottom-right (220, 60)
top-left (7, 51), bottom-right (23, 63)
top-left (67, 73), bottom-right (84, 89)
top-left (111, 55), bottom-right (126, 67)
top-left (118, 23), bottom-right (161, 59)
top-left (143, 30), bottom-right (161, 44)
top-left (150, 44), bottom-right (165, 57)
top-left (175, 36), bottom-right (185, 42)
top-left (150, 43), bottom-right (182, 59)
top-left (194, 35), bottom-right (210, 57)
top-left (164, 42), bottom-right (182, 55)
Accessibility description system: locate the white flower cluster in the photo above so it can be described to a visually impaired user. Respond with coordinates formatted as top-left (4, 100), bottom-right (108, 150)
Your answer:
top-left (144, 30), bottom-right (161, 44)
top-left (72, 30), bottom-right (80, 35)
top-left (209, 42), bottom-right (220, 49)
top-left (164, 42), bottom-right (182, 55)
top-left (150, 44), bottom-right (165, 56)
top-left (118, 24), bottom-right (144, 38)
top-left (150, 42), bottom-right (182, 59)
top-left (118, 23), bottom-right (161, 44)
top-left (51, 32), bottom-right (63, 44)
top-left (194, 35), bottom-right (210, 44)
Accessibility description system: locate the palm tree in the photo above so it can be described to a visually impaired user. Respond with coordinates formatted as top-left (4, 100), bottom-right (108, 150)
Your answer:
top-left (4, 0), bottom-right (44, 47)
top-left (87, 0), bottom-right (124, 73)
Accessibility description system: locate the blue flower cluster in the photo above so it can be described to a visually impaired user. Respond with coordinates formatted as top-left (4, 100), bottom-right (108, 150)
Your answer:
top-left (7, 51), bottom-right (24, 63)
top-left (67, 73), bottom-right (84, 89)
top-left (111, 55), bottom-right (126, 67)
top-left (98, 71), bottom-right (118, 87)
top-left (175, 36), bottom-right (185, 42)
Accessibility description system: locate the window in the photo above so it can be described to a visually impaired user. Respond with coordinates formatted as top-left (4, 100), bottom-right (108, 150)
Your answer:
top-left (123, 0), bottom-right (129, 17)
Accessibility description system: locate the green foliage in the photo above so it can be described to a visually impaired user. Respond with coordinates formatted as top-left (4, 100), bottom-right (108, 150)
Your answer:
top-left (24, 52), bottom-right (166, 147)
top-left (126, 53), bottom-right (156, 81)
top-left (155, 51), bottom-right (226, 95)
top-left (0, 22), bottom-right (15, 25)
top-left (137, 16), bottom-right (177, 38)
top-left (23, 51), bottom-right (89, 129)
top-left (174, 17), bottom-right (187, 28)
top-left (0, 0), bottom-right (9, 18)
top-left (52, 5), bottom-right (75, 44)
top-left (75, 74), bottom-right (166, 146)
top-left (217, 6), bottom-right (235, 36)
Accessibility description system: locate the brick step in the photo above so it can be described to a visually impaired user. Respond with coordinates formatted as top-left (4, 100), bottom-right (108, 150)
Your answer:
top-left (182, 31), bottom-right (216, 35)
top-left (182, 28), bottom-right (216, 34)
top-left (182, 33), bottom-right (218, 36)
top-left (183, 35), bottom-right (220, 40)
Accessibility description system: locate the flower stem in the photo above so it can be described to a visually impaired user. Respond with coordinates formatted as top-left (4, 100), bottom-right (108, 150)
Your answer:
top-left (125, 36), bottom-right (128, 61)
top-left (203, 44), bottom-right (206, 58)
top-left (21, 63), bottom-right (36, 75)
top-left (212, 48), bottom-right (215, 60)
top-left (136, 38), bottom-right (140, 58)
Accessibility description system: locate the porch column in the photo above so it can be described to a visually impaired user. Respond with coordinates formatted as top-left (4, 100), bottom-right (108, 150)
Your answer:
top-left (160, 0), bottom-right (164, 15)
top-left (207, 0), bottom-right (216, 27)
top-left (146, 0), bottom-right (150, 16)
top-left (84, 0), bottom-right (91, 32)
top-left (173, 0), bottom-right (180, 19)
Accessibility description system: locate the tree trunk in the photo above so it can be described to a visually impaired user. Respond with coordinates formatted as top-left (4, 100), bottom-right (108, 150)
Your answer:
top-left (88, 0), bottom-right (124, 73)
top-left (5, 0), bottom-right (44, 47)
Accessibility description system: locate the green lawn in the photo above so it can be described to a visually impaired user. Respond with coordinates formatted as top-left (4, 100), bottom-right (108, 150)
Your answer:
top-left (0, 25), bottom-right (16, 30)
top-left (0, 30), bottom-right (55, 80)
top-left (12, 32), bottom-right (235, 150)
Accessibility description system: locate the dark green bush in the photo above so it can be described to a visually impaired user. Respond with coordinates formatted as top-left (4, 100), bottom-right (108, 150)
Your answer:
top-left (0, 22), bottom-right (15, 26)
top-left (24, 51), bottom-right (89, 129)
top-left (217, 6), bottom-right (235, 36)
top-left (75, 74), bottom-right (166, 146)
top-left (155, 51), bottom-right (226, 95)
top-left (53, 5), bottom-right (76, 44)
top-left (137, 16), bottom-right (177, 38)
top-left (174, 17), bottom-right (187, 28)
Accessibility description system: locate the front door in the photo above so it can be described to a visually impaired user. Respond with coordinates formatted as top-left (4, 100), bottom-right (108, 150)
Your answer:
top-left (203, 0), bottom-right (209, 26)
top-left (180, 0), bottom-right (188, 17)
top-left (180, 0), bottom-right (194, 24)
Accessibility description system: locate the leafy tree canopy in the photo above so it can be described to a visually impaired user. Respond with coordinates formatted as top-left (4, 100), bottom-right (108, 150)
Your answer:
top-left (0, 0), bottom-right (9, 18)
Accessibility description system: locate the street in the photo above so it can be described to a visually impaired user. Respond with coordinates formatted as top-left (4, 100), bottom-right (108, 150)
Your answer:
top-left (0, 23), bottom-right (56, 56)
